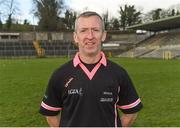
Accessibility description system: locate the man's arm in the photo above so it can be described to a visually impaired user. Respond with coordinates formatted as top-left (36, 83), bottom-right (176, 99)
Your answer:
top-left (121, 113), bottom-right (138, 127)
top-left (46, 114), bottom-right (60, 127)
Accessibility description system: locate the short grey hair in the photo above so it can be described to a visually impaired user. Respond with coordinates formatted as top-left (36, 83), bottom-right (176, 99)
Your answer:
top-left (74, 11), bottom-right (105, 32)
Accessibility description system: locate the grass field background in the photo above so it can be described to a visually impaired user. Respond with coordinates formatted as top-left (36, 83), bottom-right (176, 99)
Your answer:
top-left (0, 57), bottom-right (180, 126)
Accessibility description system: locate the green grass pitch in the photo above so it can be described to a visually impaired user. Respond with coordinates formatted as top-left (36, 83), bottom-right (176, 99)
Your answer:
top-left (0, 57), bottom-right (180, 126)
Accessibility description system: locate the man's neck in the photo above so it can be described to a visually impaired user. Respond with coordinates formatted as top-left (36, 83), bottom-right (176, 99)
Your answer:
top-left (79, 52), bottom-right (101, 64)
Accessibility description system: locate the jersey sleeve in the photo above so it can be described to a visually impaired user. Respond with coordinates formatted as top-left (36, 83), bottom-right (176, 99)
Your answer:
top-left (39, 69), bottom-right (64, 116)
top-left (116, 68), bottom-right (143, 114)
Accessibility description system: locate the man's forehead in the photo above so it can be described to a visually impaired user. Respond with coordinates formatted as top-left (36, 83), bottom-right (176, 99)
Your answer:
top-left (77, 16), bottom-right (102, 28)
top-left (77, 16), bottom-right (101, 23)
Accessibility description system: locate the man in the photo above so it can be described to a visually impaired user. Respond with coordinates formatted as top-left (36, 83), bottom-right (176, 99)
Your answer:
top-left (39, 11), bottom-right (143, 127)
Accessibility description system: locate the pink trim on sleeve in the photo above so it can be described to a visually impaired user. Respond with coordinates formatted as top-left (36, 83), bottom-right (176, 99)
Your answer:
top-left (41, 101), bottom-right (62, 111)
top-left (117, 98), bottom-right (141, 109)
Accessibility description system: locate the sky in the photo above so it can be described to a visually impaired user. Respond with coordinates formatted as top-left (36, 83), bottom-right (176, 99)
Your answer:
top-left (11, 0), bottom-right (180, 25)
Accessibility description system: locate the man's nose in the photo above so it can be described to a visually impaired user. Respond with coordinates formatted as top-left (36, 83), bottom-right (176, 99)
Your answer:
top-left (86, 30), bottom-right (94, 39)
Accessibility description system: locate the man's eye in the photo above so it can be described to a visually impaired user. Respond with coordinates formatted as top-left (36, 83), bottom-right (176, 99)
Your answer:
top-left (80, 30), bottom-right (86, 33)
top-left (93, 29), bottom-right (100, 32)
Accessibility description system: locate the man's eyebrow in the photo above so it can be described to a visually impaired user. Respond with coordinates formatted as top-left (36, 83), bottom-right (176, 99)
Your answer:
top-left (79, 27), bottom-right (88, 29)
top-left (79, 27), bottom-right (100, 29)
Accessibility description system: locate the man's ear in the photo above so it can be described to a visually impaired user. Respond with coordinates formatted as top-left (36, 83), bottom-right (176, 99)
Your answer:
top-left (101, 31), bottom-right (107, 42)
top-left (73, 32), bottom-right (78, 43)
top-left (73, 32), bottom-right (78, 46)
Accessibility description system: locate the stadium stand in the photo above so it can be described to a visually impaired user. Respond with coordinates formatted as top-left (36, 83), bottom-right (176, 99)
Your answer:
top-left (119, 15), bottom-right (180, 59)
top-left (39, 40), bottom-right (77, 57)
top-left (0, 32), bottom-right (36, 58)
top-left (119, 31), bottom-right (180, 59)
top-left (0, 32), bottom-right (77, 58)
top-left (1, 14), bottom-right (180, 59)
top-left (0, 40), bottom-right (36, 58)
top-left (127, 15), bottom-right (180, 32)
top-left (102, 31), bottom-right (150, 56)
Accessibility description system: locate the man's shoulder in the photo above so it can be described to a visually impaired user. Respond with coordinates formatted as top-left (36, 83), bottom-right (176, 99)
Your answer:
top-left (107, 59), bottom-right (124, 71)
top-left (59, 59), bottom-right (74, 70)
top-left (52, 60), bottom-right (74, 77)
top-left (106, 59), bottom-right (129, 77)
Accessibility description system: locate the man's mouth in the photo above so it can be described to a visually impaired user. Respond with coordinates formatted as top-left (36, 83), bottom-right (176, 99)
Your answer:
top-left (85, 42), bottom-right (95, 46)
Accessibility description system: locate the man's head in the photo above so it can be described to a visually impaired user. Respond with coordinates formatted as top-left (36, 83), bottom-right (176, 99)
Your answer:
top-left (73, 11), bottom-right (107, 57)
top-left (74, 11), bottom-right (105, 32)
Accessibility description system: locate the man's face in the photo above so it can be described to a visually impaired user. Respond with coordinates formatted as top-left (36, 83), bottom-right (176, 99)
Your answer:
top-left (73, 16), bottom-right (107, 56)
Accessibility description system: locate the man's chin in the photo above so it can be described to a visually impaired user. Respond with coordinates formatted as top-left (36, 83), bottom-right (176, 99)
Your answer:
top-left (85, 50), bottom-right (100, 56)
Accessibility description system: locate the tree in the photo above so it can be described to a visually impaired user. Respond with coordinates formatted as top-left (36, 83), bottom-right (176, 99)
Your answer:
top-left (6, 14), bottom-right (12, 30)
top-left (143, 8), bottom-right (178, 23)
top-left (119, 5), bottom-right (127, 30)
top-left (64, 9), bottom-right (76, 30)
top-left (1, 0), bottom-right (19, 30)
top-left (0, 18), bottom-right (2, 29)
top-left (33, 0), bottom-right (64, 31)
top-left (152, 8), bottom-right (162, 20)
top-left (23, 19), bottom-right (30, 25)
top-left (169, 4), bottom-right (180, 16)
top-left (0, 1), bottom-right (3, 26)
top-left (148, 8), bottom-right (177, 22)
top-left (119, 4), bottom-right (142, 30)
top-left (171, 9), bottom-right (175, 16)
top-left (142, 4), bottom-right (180, 23)
top-left (110, 18), bottom-right (120, 30)
top-left (160, 9), bottom-right (170, 18)
top-left (102, 10), bottom-right (109, 30)
top-left (0, 0), bottom-right (20, 30)
top-left (177, 10), bottom-right (180, 15)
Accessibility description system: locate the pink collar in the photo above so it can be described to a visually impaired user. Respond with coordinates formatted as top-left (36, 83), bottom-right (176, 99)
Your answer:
top-left (73, 51), bottom-right (107, 67)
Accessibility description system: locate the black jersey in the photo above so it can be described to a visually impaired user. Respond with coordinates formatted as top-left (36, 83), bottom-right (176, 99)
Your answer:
top-left (39, 52), bottom-right (143, 127)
